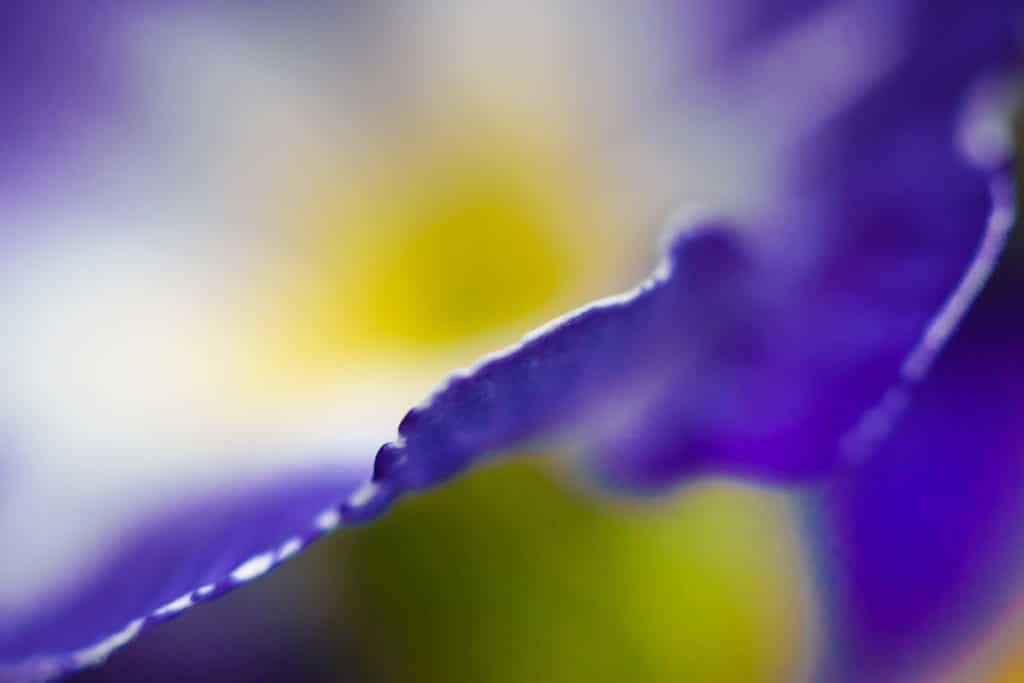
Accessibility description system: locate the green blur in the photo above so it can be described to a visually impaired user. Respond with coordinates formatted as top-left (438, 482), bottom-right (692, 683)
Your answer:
top-left (330, 458), bottom-right (810, 683)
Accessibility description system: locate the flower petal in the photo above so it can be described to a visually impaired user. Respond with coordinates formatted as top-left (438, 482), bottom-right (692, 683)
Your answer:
top-left (374, 138), bottom-right (1019, 499)
top-left (0, 464), bottom-right (364, 681)
top-left (0, 3), bottom-right (118, 181)
top-left (804, 213), bottom-right (1024, 681)
top-left (586, 1), bottom-right (1022, 488)
top-left (1, 2), bottom-right (1020, 678)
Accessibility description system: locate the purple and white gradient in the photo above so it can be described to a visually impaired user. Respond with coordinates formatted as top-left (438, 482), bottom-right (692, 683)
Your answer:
top-left (0, 1), bottom-right (1020, 680)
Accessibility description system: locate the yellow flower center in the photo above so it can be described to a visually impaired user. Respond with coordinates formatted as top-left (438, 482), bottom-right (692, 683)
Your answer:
top-left (239, 119), bottom-right (617, 404)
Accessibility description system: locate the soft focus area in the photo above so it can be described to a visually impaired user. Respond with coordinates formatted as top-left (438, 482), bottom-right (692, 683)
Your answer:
top-left (2, 2), bottom-right (1021, 682)
top-left (73, 167), bottom-right (1024, 683)
top-left (73, 106), bottom-right (1024, 683)
top-left (78, 462), bottom-right (814, 683)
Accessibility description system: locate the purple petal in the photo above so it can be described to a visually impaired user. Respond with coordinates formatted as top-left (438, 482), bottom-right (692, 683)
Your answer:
top-left (376, 117), bottom-right (1020, 499)
top-left (587, 1), bottom-right (1022, 488)
top-left (364, 222), bottom-right (765, 493)
top-left (1, 2), bottom-right (1019, 678)
top-left (0, 2), bottom-right (146, 210)
top-left (805, 221), bottom-right (1024, 681)
top-left (0, 464), bottom-right (364, 681)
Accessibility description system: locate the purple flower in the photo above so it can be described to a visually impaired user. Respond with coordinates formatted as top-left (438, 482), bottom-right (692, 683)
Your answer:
top-left (804, 219), bottom-right (1024, 681)
top-left (0, 2), bottom-right (1020, 681)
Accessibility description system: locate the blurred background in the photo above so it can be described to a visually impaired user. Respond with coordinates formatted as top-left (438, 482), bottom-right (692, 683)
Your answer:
top-left (72, 115), bottom-right (1023, 683)
top-left (75, 464), bottom-right (812, 683)
top-left (6, 3), bottom-right (1016, 681)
